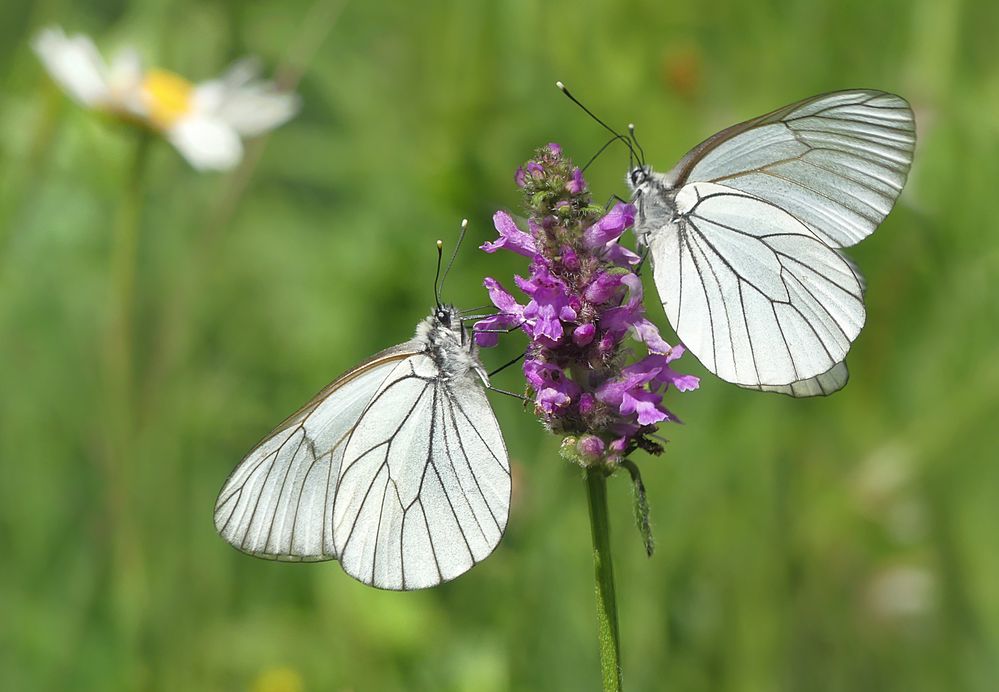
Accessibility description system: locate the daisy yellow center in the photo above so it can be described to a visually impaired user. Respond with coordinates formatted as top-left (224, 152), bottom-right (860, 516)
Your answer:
top-left (141, 69), bottom-right (194, 130)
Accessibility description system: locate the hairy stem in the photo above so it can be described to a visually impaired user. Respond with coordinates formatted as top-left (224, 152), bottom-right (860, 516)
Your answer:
top-left (585, 466), bottom-right (623, 691)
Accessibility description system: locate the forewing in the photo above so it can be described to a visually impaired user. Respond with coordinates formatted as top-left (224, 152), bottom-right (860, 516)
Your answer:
top-left (742, 360), bottom-right (849, 397)
top-left (332, 355), bottom-right (511, 590)
top-left (651, 181), bottom-right (865, 387)
top-left (666, 90), bottom-right (915, 248)
top-left (214, 346), bottom-right (417, 561)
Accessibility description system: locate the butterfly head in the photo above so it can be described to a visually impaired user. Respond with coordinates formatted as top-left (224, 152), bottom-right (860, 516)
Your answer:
top-left (433, 304), bottom-right (459, 332)
top-left (428, 303), bottom-right (470, 351)
top-left (627, 165), bottom-right (653, 192)
top-left (419, 304), bottom-right (486, 383)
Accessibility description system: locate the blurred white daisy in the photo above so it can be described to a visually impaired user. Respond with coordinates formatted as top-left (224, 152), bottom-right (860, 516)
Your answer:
top-left (32, 26), bottom-right (300, 171)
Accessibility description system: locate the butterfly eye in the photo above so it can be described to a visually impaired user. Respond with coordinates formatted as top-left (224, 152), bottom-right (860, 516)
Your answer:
top-left (436, 307), bottom-right (451, 326)
top-left (630, 167), bottom-right (646, 187)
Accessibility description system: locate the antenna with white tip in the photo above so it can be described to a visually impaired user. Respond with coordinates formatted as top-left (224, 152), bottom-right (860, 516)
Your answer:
top-left (436, 219), bottom-right (468, 305)
top-left (628, 123), bottom-right (646, 164)
top-left (555, 80), bottom-right (641, 168)
top-left (433, 239), bottom-right (445, 307)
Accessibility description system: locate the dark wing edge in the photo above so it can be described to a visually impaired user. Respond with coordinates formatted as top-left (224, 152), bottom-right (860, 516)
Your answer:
top-left (741, 360), bottom-right (850, 398)
top-left (664, 89), bottom-right (914, 188)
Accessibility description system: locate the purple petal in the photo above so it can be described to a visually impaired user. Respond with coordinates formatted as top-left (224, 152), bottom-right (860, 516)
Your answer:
top-left (537, 387), bottom-right (571, 413)
top-left (573, 323), bottom-right (596, 347)
top-left (620, 272), bottom-right (644, 304)
top-left (583, 203), bottom-right (637, 248)
top-left (481, 211), bottom-right (537, 257)
top-left (514, 273), bottom-right (536, 295)
top-left (558, 303), bottom-right (578, 322)
top-left (631, 318), bottom-right (672, 354)
top-left (522, 360), bottom-right (552, 389)
top-left (526, 302), bottom-right (564, 342)
top-left (584, 272), bottom-right (624, 303)
top-left (672, 375), bottom-right (700, 392)
top-left (595, 379), bottom-right (627, 406)
top-left (483, 277), bottom-right (523, 314)
top-left (566, 167), bottom-right (586, 194)
top-left (473, 313), bottom-right (522, 347)
top-left (561, 245), bottom-right (580, 271)
top-left (602, 242), bottom-right (642, 267)
top-left (619, 389), bottom-right (668, 426)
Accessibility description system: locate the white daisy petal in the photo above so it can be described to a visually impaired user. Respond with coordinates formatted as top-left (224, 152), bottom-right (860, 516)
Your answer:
top-left (193, 60), bottom-right (300, 137)
top-left (193, 59), bottom-right (264, 114)
top-left (108, 47), bottom-right (146, 117)
top-left (218, 57), bottom-right (264, 89)
top-left (211, 87), bottom-right (301, 137)
top-left (167, 116), bottom-right (244, 171)
top-left (32, 26), bottom-right (111, 107)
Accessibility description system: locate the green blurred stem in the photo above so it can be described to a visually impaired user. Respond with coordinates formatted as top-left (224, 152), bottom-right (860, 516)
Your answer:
top-left (103, 131), bottom-right (152, 635)
top-left (108, 132), bottom-right (150, 425)
top-left (585, 467), bottom-right (623, 692)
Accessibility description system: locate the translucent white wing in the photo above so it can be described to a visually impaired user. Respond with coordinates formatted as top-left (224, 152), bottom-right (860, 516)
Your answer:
top-left (740, 250), bottom-right (860, 396)
top-left (742, 360), bottom-right (849, 397)
top-left (651, 181), bottom-right (865, 387)
top-left (664, 90), bottom-right (915, 248)
top-left (332, 354), bottom-right (511, 590)
top-left (214, 346), bottom-right (416, 561)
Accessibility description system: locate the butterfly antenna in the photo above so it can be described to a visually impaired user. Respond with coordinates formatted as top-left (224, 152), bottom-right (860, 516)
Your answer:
top-left (628, 123), bottom-right (646, 166)
top-left (433, 239), bottom-right (444, 308)
top-left (582, 134), bottom-right (631, 172)
top-left (556, 80), bottom-right (637, 170)
top-left (437, 218), bottom-right (467, 303)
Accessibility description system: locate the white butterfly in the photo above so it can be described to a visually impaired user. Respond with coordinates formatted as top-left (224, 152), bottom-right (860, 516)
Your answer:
top-left (629, 90), bottom-right (914, 396)
top-left (214, 300), bottom-right (511, 590)
top-left (561, 85), bottom-right (914, 396)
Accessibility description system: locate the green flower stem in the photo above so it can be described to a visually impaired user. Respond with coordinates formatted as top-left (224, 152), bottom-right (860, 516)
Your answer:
top-left (585, 466), bottom-right (623, 691)
top-left (103, 131), bottom-right (151, 637)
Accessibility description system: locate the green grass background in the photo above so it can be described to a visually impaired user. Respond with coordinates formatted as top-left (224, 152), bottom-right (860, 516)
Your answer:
top-left (2, 0), bottom-right (998, 690)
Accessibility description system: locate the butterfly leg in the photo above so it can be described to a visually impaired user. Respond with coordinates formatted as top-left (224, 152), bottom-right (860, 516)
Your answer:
top-left (471, 319), bottom-right (527, 335)
top-left (460, 312), bottom-right (499, 322)
top-left (488, 352), bottom-right (525, 377)
top-left (634, 245), bottom-right (651, 275)
top-left (486, 385), bottom-right (529, 402)
top-left (603, 193), bottom-right (628, 210)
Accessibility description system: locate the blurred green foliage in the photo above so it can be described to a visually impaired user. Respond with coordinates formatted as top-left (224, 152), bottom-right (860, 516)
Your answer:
top-left (2, 0), bottom-right (998, 690)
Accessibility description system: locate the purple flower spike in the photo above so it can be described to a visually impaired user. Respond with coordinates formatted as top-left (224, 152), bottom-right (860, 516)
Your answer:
top-left (477, 142), bottom-right (697, 466)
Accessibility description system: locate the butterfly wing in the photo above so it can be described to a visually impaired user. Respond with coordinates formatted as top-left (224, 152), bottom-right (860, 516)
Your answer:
top-left (214, 345), bottom-right (418, 561)
top-left (332, 353), bottom-right (511, 590)
top-left (742, 360), bottom-right (849, 397)
top-left (740, 250), bottom-right (864, 396)
top-left (663, 90), bottom-right (915, 248)
top-left (650, 182), bottom-right (865, 387)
